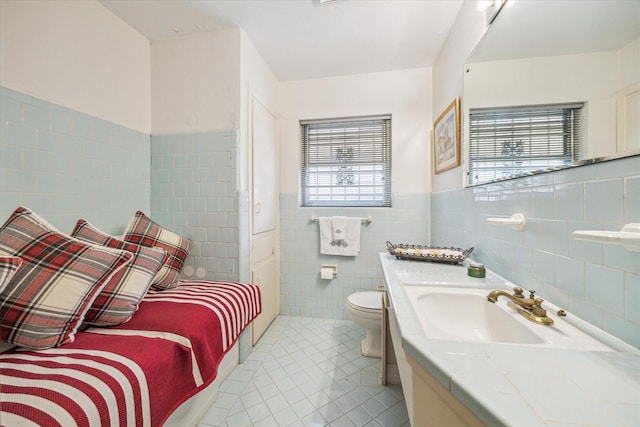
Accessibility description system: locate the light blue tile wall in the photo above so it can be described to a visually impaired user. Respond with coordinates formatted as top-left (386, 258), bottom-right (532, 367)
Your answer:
top-left (280, 193), bottom-right (430, 320)
top-left (0, 87), bottom-right (249, 284)
top-left (238, 189), bottom-right (250, 283)
top-left (150, 131), bottom-right (244, 282)
top-left (0, 87), bottom-right (150, 234)
top-left (431, 155), bottom-right (640, 348)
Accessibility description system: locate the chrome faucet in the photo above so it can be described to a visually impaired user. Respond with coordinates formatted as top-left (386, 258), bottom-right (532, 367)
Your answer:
top-left (487, 287), bottom-right (554, 325)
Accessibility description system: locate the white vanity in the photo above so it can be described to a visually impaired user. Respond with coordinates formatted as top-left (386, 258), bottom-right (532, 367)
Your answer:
top-left (380, 253), bottom-right (640, 426)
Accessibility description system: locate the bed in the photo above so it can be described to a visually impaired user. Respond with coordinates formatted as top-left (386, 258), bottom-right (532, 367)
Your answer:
top-left (0, 207), bottom-right (262, 426)
top-left (0, 280), bottom-right (261, 426)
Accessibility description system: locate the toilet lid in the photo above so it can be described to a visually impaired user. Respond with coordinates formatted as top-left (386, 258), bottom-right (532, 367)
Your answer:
top-left (347, 292), bottom-right (382, 310)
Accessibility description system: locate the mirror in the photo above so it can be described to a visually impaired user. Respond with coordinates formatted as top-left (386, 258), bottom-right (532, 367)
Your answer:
top-left (463, 0), bottom-right (640, 186)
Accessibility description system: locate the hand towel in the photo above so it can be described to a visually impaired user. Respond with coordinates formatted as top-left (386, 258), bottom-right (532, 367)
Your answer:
top-left (331, 216), bottom-right (347, 241)
top-left (319, 217), bottom-right (335, 254)
top-left (319, 216), bottom-right (361, 256)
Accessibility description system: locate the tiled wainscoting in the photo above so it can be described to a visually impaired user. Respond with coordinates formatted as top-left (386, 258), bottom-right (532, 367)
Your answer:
top-left (279, 193), bottom-right (430, 320)
top-left (431, 155), bottom-right (640, 348)
top-left (150, 131), bottom-right (243, 282)
top-left (0, 87), bottom-right (246, 284)
top-left (0, 87), bottom-right (150, 233)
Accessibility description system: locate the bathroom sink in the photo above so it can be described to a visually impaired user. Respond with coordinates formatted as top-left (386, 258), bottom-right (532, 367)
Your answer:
top-left (403, 287), bottom-right (615, 351)
top-left (406, 288), bottom-right (543, 344)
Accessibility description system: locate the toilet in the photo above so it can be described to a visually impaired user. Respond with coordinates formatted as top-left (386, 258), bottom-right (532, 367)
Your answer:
top-left (347, 291), bottom-right (383, 358)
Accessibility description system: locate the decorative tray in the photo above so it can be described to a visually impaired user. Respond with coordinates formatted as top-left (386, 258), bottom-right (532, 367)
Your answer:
top-left (386, 241), bottom-right (474, 264)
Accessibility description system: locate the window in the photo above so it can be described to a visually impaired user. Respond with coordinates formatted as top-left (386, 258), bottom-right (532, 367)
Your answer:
top-left (467, 103), bottom-right (583, 186)
top-left (301, 115), bottom-right (392, 207)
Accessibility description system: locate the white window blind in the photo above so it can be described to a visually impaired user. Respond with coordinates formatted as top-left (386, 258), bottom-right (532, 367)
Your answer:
top-left (468, 103), bottom-right (583, 186)
top-left (301, 115), bottom-right (392, 207)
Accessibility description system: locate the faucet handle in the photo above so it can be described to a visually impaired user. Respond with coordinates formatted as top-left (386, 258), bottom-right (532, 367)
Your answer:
top-left (532, 298), bottom-right (547, 317)
top-left (528, 289), bottom-right (536, 299)
top-left (512, 287), bottom-right (524, 298)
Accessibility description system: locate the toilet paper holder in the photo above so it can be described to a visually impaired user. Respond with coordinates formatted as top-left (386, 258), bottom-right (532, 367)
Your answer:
top-left (321, 264), bottom-right (338, 279)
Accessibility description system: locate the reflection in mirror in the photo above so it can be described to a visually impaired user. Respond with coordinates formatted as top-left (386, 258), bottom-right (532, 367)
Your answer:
top-left (463, 0), bottom-right (640, 187)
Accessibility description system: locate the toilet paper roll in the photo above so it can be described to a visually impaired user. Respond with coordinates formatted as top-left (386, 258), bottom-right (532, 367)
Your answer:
top-left (321, 266), bottom-right (335, 280)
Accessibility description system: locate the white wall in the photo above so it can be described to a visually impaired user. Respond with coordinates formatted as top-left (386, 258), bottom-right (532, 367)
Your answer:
top-left (432, 1), bottom-right (486, 192)
top-left (617, 37), bottom-right (640, 153)
top-left (279, 68), bottom-right (432, 195)
top-left (149, 28), bottom-right (281, 190)
top-left (619, 37), bottom-right (640, 89)
top-left (150, 29), bottom-right (241, 135)
top-left (0, 0), bottom-right (150, 134)
top-left (240, 31), bottom-right (280, 117)
top-left (464, 52), bottom-right (617, 107)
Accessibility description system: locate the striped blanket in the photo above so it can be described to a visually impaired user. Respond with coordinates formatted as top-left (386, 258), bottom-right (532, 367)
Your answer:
top-left (0, 281), bottom-right (261, 427)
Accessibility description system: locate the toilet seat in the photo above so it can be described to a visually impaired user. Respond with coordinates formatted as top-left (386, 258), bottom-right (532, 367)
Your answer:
top-left (347, 291), bottom-right (382, 313)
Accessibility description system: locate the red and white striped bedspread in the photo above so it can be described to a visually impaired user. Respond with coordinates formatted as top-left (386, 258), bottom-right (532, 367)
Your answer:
top-left (0, 281), bottom-right (261, 427)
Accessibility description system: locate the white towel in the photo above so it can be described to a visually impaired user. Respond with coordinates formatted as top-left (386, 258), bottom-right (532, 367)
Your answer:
top-left (319, 216), bottom-right (361, 256)
top-left (331, 216), bottom-right (347, 241)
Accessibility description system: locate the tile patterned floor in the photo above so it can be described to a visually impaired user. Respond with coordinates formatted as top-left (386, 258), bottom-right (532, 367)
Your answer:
top-left (199, 316), bottom-right (409, 427)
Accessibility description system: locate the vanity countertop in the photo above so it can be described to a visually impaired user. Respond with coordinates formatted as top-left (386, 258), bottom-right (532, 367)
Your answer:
top-left (379, 252), bottom-right (640, 427)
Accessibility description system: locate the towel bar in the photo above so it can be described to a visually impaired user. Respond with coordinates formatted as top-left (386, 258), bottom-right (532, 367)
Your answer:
top-left (486, 213), bottom-right (526, 231)
top-left (573, 223), bottom-right (640, 252)
top-left (311, 215), bottom-right (372, 223)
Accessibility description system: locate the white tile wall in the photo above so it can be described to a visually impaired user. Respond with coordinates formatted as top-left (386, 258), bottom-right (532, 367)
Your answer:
top-left (431, 156), bottom-right (640, 348)
top-left (279, 193), bottom-right (430, 320)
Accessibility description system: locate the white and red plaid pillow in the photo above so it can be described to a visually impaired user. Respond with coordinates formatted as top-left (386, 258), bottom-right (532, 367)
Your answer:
top-left (0, 207), bottom-right (133, 349)
top-left (71, 219), bottom-right (169, 327)
top-left (122, 211), bottom-right (192, 289)
top-left (0, 253), bottom-right (23, 294)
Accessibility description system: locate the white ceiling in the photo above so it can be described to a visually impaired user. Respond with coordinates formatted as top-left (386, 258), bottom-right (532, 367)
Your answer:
top-left (98, 0), bottom-right (464, 81)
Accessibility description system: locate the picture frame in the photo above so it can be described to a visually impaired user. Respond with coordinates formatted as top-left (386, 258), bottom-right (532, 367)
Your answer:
top-left (433, 97), bottom-right (461, 174)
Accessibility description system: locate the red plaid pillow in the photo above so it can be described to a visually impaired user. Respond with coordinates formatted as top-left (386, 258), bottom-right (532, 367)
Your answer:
top-left (0, 253), bottom-right (23, 294)
top-left (71, 219), bottom-right (168, 327)
top-left (0, 207), bottom-right (133, 349)
top-left (122, 211), bottom-right (192, 289)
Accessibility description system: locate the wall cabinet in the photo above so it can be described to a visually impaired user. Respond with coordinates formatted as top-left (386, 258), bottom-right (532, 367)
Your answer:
top-left (250, 97), bottom-right (279, 344)
top-left (251, 238), bottom-right (278, 344)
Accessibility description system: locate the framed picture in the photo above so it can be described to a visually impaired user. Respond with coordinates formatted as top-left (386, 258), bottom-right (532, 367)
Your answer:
top-left (433, 98), bottom-right (461, 174)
